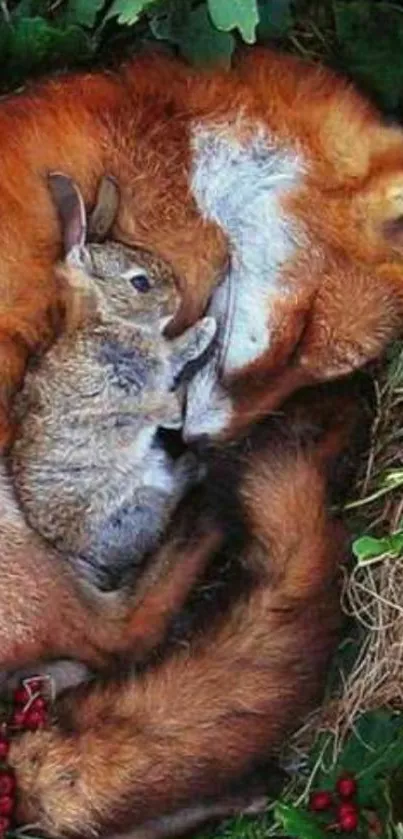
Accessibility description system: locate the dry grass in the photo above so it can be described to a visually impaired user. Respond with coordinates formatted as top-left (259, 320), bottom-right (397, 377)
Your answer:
top-left (287, 345), bottom-right (403, 778)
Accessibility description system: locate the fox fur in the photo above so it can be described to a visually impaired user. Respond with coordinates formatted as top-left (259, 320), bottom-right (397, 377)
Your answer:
top-left (0, 48), bottom-right (401, 441)
top-left (8, 374), bottom-right (375, 838)
top-left (0, 45), bottom-right (392, 836)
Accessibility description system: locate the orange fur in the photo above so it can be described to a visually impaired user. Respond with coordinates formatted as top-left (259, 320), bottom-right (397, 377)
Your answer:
top-left (0, 464), bottom-right (219, 670)
top-left (9, 376), bottom-right (373, 837)
top-left (0, 49), bottom-right (401, 441)
top-left (0, 48), bottom-right (396, 835)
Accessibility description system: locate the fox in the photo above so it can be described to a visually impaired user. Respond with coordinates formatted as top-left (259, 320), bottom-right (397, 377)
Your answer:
top-left (0, 47), bottom-right (401, 446)
top-left (9, 373), bottom-right (375, 839)
top-left (0, 45), bottom-right (395, 837)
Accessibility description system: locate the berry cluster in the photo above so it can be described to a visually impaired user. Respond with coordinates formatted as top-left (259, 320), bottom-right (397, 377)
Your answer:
top-left (0, 677), bottom-right (50, 837)
top-left (11, 681), bottom-right (48, 731)
top-left (309, 774), bottom-right (359, 832)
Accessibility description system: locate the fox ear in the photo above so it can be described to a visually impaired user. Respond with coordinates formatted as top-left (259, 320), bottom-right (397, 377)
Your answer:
top-left (48, 172), bottom-right (87, 256)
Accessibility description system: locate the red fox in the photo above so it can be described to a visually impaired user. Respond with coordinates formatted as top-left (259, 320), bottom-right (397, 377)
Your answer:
top-left (0, 47), bottom-right (400, 444)
top-left (9, 373), bottom-right (374, 838)
top-left (0, 45), bottom-right (393, 836)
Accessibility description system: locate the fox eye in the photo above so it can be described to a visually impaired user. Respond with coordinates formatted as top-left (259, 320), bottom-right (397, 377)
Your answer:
top-left (130, 274), bottom-right (150, 293)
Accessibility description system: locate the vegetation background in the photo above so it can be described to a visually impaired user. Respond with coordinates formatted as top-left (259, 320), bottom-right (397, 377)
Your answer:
top-left (2, 0), bottom-right (403, 115)
top-left (1, 1), bottom-right (403, 838)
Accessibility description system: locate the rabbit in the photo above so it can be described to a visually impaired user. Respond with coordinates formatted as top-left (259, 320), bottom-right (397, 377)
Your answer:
top-left (11, 174), bottom-right (216, 592)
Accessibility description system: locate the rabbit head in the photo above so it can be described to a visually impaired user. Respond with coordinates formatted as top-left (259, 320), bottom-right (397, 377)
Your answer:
top-left (48, 173), bottom-right (181, 329)
top-left (48, 172), bottom-right (217, 391)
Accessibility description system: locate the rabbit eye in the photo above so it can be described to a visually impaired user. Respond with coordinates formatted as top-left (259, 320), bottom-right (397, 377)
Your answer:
top-left (130, 274), bottom-right (151, 293)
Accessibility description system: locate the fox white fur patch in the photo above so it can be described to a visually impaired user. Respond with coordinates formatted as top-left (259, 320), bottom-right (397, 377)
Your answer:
top-left (185, 120), bottom-right (304, 438)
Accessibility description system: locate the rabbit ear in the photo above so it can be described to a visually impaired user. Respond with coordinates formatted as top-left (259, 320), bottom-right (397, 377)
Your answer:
top-left (88, 175), bottom-right (120, 242)
top-left (48, 172), bottom-right (87, 257)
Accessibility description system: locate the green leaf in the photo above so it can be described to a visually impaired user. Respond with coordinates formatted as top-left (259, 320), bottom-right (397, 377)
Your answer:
top-left (106, 0), bottom-right (157, 26)
top-left (352, 535), bottom-right (390, 562)
top-left (333, 1), bottom-right (403, 114)
top-left (64, 0), bottom-right (107, 28)
top-left (208, 0), bottom-right (259, 44)
top-left (150, 3), bottom-right (234, 68)
top-left (388, 530), bottom-right (403, 555)
top-left (257, 0), bottom-right (292, 40)
top-left (309, 710), bottom-right (403, 810)
top-left (3, 17), bottom-right (93, 84)
top-left (352, 530), bottom-right (403, 564)
top-left (275, 803), bottom-right (328, 839)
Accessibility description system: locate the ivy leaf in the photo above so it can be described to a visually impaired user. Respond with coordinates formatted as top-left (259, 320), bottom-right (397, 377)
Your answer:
top-left (106, 0), bottom-right (157, 27)
top-left (208, 0), bottom-right (259, 44)
top-left (388, 531), bottom-right (403, 555)
top-left (257, 0), bottom-right (292, 40)
top-left (309, 710), bottom-right (403, 808)
top-left (5, 17), bottom-right (92, 79)
top-left (352, 535), bottom-right (390, 563)
top-left (275, 803), bottom-right (328, 839)
top-left (64, 0), bottom-right (107, 28)
top-left (353, 530), bottom-right (403, 564)
top-left (150, 3), bottom-right (234, 68)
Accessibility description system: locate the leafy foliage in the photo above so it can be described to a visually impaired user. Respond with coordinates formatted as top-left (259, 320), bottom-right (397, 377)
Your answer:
top-left (275, 802), bottom-right (329, 839)
top-left (353, 530), bottom-right (403, 564)
top-left (280, 711), bottom-right (403, 839)
top-left (0, 0), bottom-right (401, 118)
top-left (333, 1), bottom-right (403, 113)
top-left (149, 1), bottom-right (234, 67)
top-left (208, 0), bottom-right (259, 44)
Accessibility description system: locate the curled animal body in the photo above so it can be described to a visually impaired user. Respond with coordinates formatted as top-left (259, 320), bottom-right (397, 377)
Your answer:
top-left (9, 373), bottom-right (375, 838)
top-left (0, 177), bottom-right (218, 674)
top-left (0, 48), bottom-right (401, 443)
top-left (11, 175), bottom-right (216, 591)
top-left (0, 45), bottom-right (393, 837)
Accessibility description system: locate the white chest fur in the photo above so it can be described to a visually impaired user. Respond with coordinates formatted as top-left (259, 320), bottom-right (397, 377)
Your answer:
top-left (184, 120), bottom-right (304, 439)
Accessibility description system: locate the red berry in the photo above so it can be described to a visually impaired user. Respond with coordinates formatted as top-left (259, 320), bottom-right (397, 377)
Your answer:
top-left (29, 696), bottom-right (47, 713)
top-left (11, 709), bottom-right (26, 728)
top-left (0, 815), bottom-right (10, 835)
top-left (25, 677), bottom-right (44, 694)
top-left (309, 790), bottom-right (333, 811)
top-left (0, 798), bottom-right (13, 817)
top-left (0, 742), bottom-right (9, 761)
top-left (337, 775), bottom-right (357, 800)
top-left (0, 775), bottom-right (15, 797)
top-left (13, 685), bottom-right (30, 705)
top-left (24, 709), bottom-right (46, 730)
top-left (338, 802), bottom-right (359, 832)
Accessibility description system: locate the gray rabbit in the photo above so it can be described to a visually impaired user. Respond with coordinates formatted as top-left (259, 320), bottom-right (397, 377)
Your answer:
top-left (11, 174), bottom-right (216, 591)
